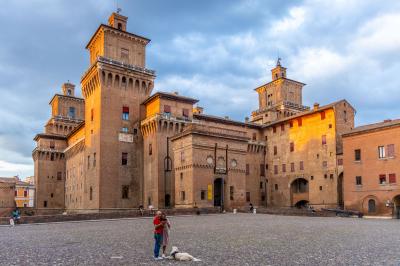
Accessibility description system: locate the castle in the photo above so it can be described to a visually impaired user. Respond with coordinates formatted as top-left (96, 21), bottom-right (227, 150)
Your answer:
top-left (33, 12), bottom-right (355, 211)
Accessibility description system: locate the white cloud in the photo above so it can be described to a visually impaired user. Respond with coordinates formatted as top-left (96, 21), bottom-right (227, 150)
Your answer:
top-left (270, 7), bottom-right (306, 35)
top-left (0, 160), bottom-right (33, 177)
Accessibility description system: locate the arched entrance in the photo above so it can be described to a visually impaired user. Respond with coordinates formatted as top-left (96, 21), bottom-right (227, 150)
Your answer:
top-left (368, 199), bottom-right (376, 213)
top-left (214, 178), bottom-right (223, 207)
top-left (165, 194), bottom-right (171, 208)
top-left (337, 172), bottom-right (344, 209)
top-left (294, 200), bottom-right (309, 209)
top-left (393, 195), bottom-right (400, 219)
top-left (290, 178), bottom-right (309, 207)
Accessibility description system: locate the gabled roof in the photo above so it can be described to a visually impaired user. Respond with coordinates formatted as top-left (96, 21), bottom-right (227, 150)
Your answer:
top-left (49, 94), bottom-right (84, 105)
top-left (255, 77), bottom-right (306, 91)
top-left (33, 133), bottom-right (67, 141)
top-left (142, 92), bottom-right (199, 105)
top-left (343, 118), bottom-right (400, 137)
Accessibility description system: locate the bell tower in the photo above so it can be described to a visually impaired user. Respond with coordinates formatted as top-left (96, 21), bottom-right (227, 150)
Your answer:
top-left (271, 58), bottom-right (287, 80)
top-left (108, 12), bottom-right (128, 31)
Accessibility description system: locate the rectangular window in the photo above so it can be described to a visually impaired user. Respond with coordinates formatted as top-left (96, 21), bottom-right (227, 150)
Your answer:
top-left (246, 192), bottom-right (250, 202)
top-left (182, 108), bottom-right (189, 118)
top-left (273, 126), bottom-right (276, 133)
top-left (379, 174), bottom-right (386, 184)
top-left (87, 155), bottom-right (90, 169)
top-left (260, 182), bottom-right (263, 189)
top-left (122, 152), bottom-right (128, 165)
top-left (338, 158), bottom-right (343, 165)
top-left (57, 171), bottom-right (62, 181)
top-left (93, 153), bottom-right (96, 167)
top-left (260, 164), bottom-right (265, 176)
top-left (355, 149), bottom-right (361, 161)
top-left (322, 161), bottom-right (327, 168)
top-left (180, 191), bottom-right (186, 201)
top-left (290, 162), bottom-right (295, 172)
top-left (300, 161), bottom-right (304, 171)
top-left (44, 201), bottom-right (47, 208)
top-left (389, 173), bottom-right (396, 184)
top-left (320, 111), bottom-right (326, 120)
top-left (280, 124), bottom-right (285, 132)
top-left (68, 107), bottom-right (76, 119)
top-left (121, 48), bottom-right (129, 60)
top-left (122, 106), bottom-right (129, 120)
top-left (24, 190), bottom-right (27, 197)
top-left (322, 135), bottom-right (327, 145)
top-left (297, 118), bottom-right (302, 127)
top-left (149, 144), bottom-right (152, 155)
top-left (282, 164), bottom-right (286, 173)
top-left (122, 185), bottom-right (129, 199)
top-left (274, 146), bottom-right (277, 155)
top-left (275, 184), bottom-right (278, 190)
top-left (265, 164), bottom-right (268, 170)
top-left (246, 164), bottom-right (250, 175)
top-left (274, 165), bottom-right (278, 175)
top-left (14, 190), bottom-right (17, 196)
top-left (356, 176), bottom-right (362, 185)
top-left (230, 186), bottom-right (234, 200)
top-left (290, 142), bottom-right (294, 152)
top-left (164, 105), bottom-right (171, 114)
top-left (201, 190), bottom-right (206, 200)
top-left (91, 108), bottom-right (94, 121)
top-left (122, 127), bottom-right (128, 133)
top-left (387, 144), bottom-right (395, 158)
top-left (50, 141), bottom-right (55, 149)
top-left (378, 146), bottom-right (385, 158)
top-left (252, 133), bottom-right (257, 141)
top-left (265, 135), bottom-right (268, 141)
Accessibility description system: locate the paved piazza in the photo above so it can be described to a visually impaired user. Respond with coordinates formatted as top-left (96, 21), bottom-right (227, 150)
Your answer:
top-left (1, 214), bottom-right (399, 265)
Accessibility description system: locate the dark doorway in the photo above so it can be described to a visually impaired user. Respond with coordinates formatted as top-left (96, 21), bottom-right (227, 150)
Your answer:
top-left (294, 200), bottom-right (309, 209)
top-left (393, 195), bottom-right (400, 219)
top-left (337, 173), bottom-right (344, 209)
top-left (214, 178), bottom-right (223, 207)
top-left (165, 194), bottom-right (171, 208)
top-left (368, 199), bottom-right (376, 213)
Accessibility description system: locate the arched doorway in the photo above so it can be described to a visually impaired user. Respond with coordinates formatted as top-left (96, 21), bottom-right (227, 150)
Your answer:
top-left (393, 195), bottom-right (400, 219)
top-left (337, 172), bottom-right (344, 209)
top-left (214, 178), bottom-right (223, 207)
top-left (290, 178), bottom-right (309, 207)
top-left (165, 194), bottom-right (171, 208)
top-left (368, 199), bottom-right (376, 213)
top-left (294, 200), bottom-right (309, 209)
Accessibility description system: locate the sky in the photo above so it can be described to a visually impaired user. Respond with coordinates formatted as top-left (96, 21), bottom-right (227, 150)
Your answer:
top-left (0, 0), bottom-right (399, 178)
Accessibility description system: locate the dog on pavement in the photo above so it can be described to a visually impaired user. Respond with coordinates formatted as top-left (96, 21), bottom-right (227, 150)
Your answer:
top-left (168, 246), bottom-right (201, 262)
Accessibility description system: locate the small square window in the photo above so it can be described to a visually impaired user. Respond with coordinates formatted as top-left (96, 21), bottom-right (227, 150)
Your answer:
top-left (122, 152), bottom-right (128, 165)
top-left (246, 192), bottom-right (251, 202)
top-left (201, 190), bottom-right (206, 200)
top-left (275, 184), bottom-right (278, 190)
top-left (355, 149), bottom-right (361, 161)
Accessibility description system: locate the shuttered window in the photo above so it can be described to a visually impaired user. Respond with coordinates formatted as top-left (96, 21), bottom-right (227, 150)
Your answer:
top-left (387, 144), bottom-right (395, 158)
top-left (389, 173), bottom-right (396, 184)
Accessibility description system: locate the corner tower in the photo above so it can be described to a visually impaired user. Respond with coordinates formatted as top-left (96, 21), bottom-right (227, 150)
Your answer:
top-left (80, 12), bottom-right (155, 209)
top-left (251, 59), bottom-right (309, 124)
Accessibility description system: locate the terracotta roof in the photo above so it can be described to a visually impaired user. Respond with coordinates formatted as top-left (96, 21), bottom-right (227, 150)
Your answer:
top-left (193, 113), bottom-right (261, 129)
top-left (255, 77), bottom-right (306, 91)
top-left (0, 177), bottom-right (18, 183)
top-left (49, 94), bottom-right (84, 105)
top-left (142, 92), bottom-right (199, 105)
top-left (343, 119), bottom-right (400, 137)
top-left (262, 99), bottom-right (355, 128)
top-left (33, 133), bottom-right (67, 141)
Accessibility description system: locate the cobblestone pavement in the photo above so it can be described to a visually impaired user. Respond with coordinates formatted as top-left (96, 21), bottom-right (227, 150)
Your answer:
top-left (1, 213), bottom-right (400, 265)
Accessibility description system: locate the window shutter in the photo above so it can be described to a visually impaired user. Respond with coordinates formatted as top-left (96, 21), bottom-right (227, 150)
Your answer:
top-left (182, 108), bottom-right (189, 117)
top-left (122, 106), bottom-right (129, 113)
top-left (246, 164), bottom-right (250, 175)
top-left (297, 118), bottom-right (302, 126)
top-left (320, 111), bottom-right (326, 120)
top-left (389, 173), bottom-right (396, 184)
top-left (164, 105), bottom-right (171, 113)
top-left (387, 144), bottom-right (395, 157)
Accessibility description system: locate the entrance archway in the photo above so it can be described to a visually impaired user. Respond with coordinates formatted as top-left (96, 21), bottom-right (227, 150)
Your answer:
top-left (368, 199), bottom-right (376, 213)
top-left (337, 172), bottom-right (344, 209)
top-left (290, 178), bottom-right (309, 207)
top-left (165, 194), bottom-right (171, 208)
top-left (214, 178), bottom-right (223, 207)
top-left (393, 195), bottom-right (400, 219)
top-left (294, 200), bottom-right (309, 209)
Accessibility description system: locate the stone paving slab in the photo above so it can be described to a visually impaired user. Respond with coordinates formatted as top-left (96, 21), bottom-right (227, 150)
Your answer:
top-left (0, 213), bottom-right (399, 265)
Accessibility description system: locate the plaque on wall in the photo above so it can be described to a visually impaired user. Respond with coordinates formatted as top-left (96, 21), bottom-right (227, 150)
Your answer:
top-left (118, 133), bottom-right (134, 143)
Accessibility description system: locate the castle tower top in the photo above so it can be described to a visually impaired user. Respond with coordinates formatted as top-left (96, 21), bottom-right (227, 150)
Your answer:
top-left (108, 12), bottom-right (128, 31)
top-left (62, 82), bottom-right (75, 97)
top-left (271, 58), bottom-right (287, 81)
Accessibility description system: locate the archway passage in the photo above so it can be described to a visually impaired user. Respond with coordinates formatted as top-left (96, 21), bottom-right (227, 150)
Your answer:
top-left (337, 173), bottom-right (344, 209)
top-left (393, 195), bottom-right (400, 219)
top-left (165, 194), bottom-right (171, 208)
top-left (214, 178), bottom-right (223, 207)
top-left (294, 200), bottom-right (309, 209)
top-left (290, 178), bottom-right (309, 207)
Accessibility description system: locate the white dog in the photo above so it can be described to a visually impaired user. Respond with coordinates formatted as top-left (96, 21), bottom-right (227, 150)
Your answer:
top-left (168, 246), bottom-right (201, 262)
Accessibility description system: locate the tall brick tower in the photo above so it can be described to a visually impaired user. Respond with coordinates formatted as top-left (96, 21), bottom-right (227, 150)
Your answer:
top-left (81, 12), bottom-right (155, 209)
top-left (251, 59), bottom-right (309, 124)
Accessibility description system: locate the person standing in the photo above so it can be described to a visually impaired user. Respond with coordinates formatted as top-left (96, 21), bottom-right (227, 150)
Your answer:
top-left (161, 213), bottom-right (171, 258)
top-left (153, 211), bottom-right (165, 260)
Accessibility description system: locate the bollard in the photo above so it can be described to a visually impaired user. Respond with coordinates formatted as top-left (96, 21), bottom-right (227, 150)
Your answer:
top-left (233, 209), bottom-right (237, 214)
top-left (253, 208), bottom-right (257, 214)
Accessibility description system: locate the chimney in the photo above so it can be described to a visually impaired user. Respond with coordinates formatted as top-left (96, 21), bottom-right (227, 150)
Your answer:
top-left (313, 103), bottom-right (320, 110)
top-left (224, 116), bottom-right (230, 120)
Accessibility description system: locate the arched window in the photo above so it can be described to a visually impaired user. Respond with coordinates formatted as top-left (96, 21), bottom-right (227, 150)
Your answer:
top-left (368, 199), bottom-right (376, 213)
top-left (118, 23), bottom-right (122, 30)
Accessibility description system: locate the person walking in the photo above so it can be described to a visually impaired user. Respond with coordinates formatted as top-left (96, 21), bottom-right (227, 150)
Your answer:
top-left (153, 211), bottom-right (165, 260)
top-left (161, 213), bottom-right (171, 258)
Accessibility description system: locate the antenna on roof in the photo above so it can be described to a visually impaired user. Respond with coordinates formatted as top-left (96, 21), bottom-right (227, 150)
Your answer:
top-left (276, 57), bottom-right (282, 67)
top-left (116, 0), bottom-right (121, 13)
top-left (117, 7), bottom-right (122, 14)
